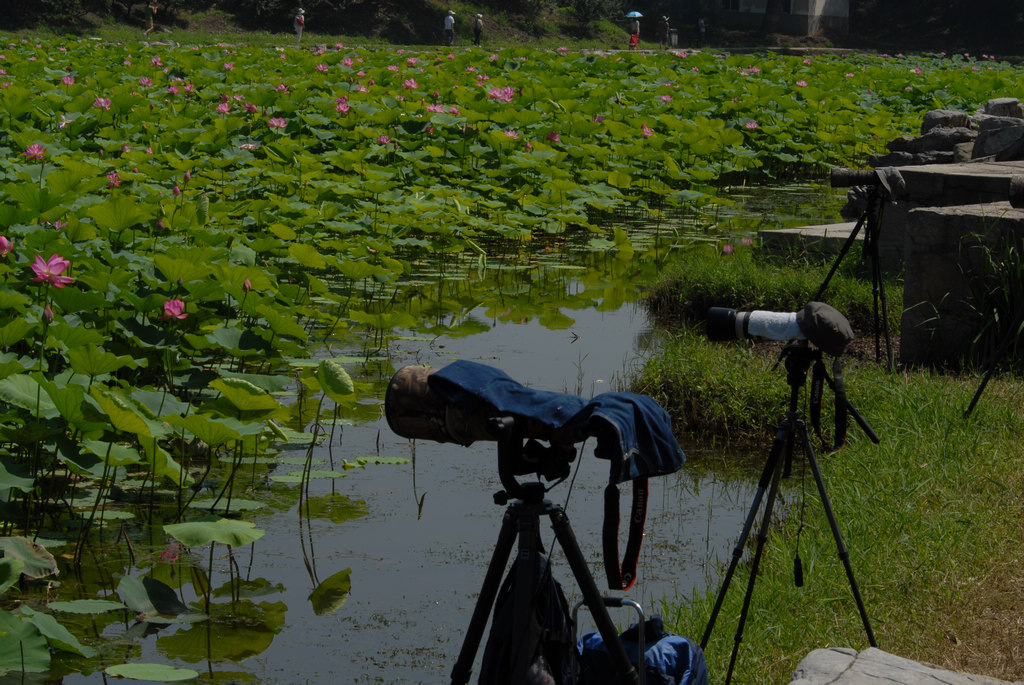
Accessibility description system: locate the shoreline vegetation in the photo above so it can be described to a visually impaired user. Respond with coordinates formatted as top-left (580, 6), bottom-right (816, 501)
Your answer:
top-left (639, 249), bottom-right (1024, 683)
top-left (0, 23), bottom-right (1022, 684)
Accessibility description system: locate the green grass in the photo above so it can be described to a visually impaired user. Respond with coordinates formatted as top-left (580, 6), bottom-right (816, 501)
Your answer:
top-left (637, 252), bottom-right (1024, 684)
top-left (644, 243), bottom-right (902, 337)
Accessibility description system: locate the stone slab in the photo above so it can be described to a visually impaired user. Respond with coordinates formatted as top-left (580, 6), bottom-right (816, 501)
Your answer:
top-left (789, 647), bottom-right (1024, 685)
top-left (758, 222), bottom-right (859, 257)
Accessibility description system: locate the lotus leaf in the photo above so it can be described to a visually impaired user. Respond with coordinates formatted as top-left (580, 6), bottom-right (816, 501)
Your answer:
top-left (163, 518), bottom-right (265, 547)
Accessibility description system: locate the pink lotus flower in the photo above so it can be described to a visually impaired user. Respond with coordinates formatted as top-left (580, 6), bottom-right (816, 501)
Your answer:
top-left (336, 101), bottom-right (350, 114)
top-left (162, 299), bottom-right (187, 320)
top-left (721, 244), bottom-right (734, 255)
top-left (745, 121), bottom-right (758, 130)
top-left (244, 101), bottom-right (258, 113)
top-left (275, 83), bottom-right (289, 92)
top-left (660, 95), bottom-right (673, 102)
top-left (223, 62), bottom-right (234, 71)
top-left (93, 97), bottom-right (111, 110)
top-left (377, 135), bottom-right (392, 145)
top-left (488, 86), bottom-right (514, 102)
top-left (243, 278), bottom-right (252, 293)
top-left (641, 124), bottom-right (654, 138)
top-left (172, 185), bottom-right (181, 196)
top-left (216, 102), bottom-right (231, 114)
top-left (151, 56), bottom-right (162, 67)
top-left (61, 75), bottom-right (74, 86)
top-left (167, 85), bottom-right (179, 95)
top-left (503, 129), bottom-right (519, 140)
top-left (796, 80), bottom-right (808, 87)
top-left (403, 78), bottom-right (419, 89)
top-left (546, 131), bottom-right (561, 143)
top-left (31, 254), bottom-right (74, 288)
top-left (43, 304), bottom-right (53, 324)
top-left (139, 76), bottom-right (152, 87)
top-left (24, 143), bottom-right (45, 161)
top-left (316, 64), bottom-right (329, 73)
top-left (268, 117), bottom-right (287, 130)
top-left (106, 172), bottom-right (121, 188)
top-left (0, 236), bottom-right (12, 257)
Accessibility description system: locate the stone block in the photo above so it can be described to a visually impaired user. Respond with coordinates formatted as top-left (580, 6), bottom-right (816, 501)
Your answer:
top-left (901, 202), bottom-right (1024, 365)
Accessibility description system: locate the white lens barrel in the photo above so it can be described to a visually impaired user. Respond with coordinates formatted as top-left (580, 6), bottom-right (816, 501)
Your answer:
top-left (745, 311), bottom-right (804, 342)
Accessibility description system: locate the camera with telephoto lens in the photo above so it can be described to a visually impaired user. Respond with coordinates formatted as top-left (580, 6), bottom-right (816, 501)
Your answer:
top-left (707, 301), bottom-right (854, 356)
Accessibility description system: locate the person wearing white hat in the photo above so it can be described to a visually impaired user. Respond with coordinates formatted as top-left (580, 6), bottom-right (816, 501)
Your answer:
top-left (473, 13), bottom-right (483, 46)
top-left (293, 8), bottom-right (305, 44)
top-left (444, 10), bottom-right (456, 46)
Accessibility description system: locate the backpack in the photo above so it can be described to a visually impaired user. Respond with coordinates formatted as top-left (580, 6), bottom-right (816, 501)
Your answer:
top-left (577, 616), bottom-right (709, 685)
top-left (478, 552), bottom-right (576, 685)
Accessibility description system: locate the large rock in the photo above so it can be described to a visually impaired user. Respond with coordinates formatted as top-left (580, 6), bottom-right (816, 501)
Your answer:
top-left (984, 97), bottom-right (1024, 118)
top-left (869, 150), bottom-right (956, 167)
top-left (972, 116), bottom-right (1024, 160)
top-left (921, 109), bottom-right (971, 134)
top-left (888, 127), bottom-right (976, 154)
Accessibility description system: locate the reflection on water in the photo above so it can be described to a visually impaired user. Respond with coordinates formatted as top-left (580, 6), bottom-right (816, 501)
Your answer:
top-left (52, 183), bottom-right (845, 683)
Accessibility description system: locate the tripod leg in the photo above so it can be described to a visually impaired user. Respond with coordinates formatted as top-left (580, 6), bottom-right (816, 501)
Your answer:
top-left (451, 507), bottom-right (519, 685)
top-left (511, 507), bottom-right (541, 682)
top-left (701, 424), bottom-right (786, 650)
top-left (873, 253), bottom-right (894, 370)
top-left (722, 423), bottom-right (789, 685)
top-left (796, 419), bottom-right (878, 647)
top-left (549, 507), bottom-right (640, 685)
top-left (814, 213), bottom-right (867, 302)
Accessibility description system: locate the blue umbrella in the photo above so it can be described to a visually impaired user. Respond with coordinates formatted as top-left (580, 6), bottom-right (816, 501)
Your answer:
top-left (626, 10), bottom-right (642, 17)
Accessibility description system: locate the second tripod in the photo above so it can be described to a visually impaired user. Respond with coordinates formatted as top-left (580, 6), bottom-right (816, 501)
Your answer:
top-left (699, 341), bottom-right (878, 685)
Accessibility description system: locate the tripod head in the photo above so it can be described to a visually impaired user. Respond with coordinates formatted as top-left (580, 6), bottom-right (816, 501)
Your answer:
top-left (775, 339), bottom-right (880, 448)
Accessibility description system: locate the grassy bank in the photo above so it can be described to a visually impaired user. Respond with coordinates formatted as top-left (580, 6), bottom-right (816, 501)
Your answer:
top-left (635, 249), bottom-right (1024, 683)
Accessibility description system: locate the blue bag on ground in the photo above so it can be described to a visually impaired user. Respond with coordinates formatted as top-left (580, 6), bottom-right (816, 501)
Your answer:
top-left (577, 616), bottom-right (709, 685)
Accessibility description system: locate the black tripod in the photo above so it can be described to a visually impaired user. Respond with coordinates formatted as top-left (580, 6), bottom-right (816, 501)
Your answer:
top-left (450, 418), bottom-right (640, 685)
top-left (820, 168), bottom-right (906, 370)
top-left (699, 342), bottom-right (878, 685)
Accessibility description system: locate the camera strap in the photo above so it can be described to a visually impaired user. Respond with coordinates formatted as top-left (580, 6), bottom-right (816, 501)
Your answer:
top-left (832, 356), bottom-right (848, 449)
top-left (810, 357), bottom-right (849, 451)
top-left (602, 478), bottom-right (648, 591)
top-left (810, 357), bottom-right (826, 442)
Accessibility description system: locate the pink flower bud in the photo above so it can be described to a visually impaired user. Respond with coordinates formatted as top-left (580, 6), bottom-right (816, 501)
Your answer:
top-left (43, 304), bottom-right (53, 323)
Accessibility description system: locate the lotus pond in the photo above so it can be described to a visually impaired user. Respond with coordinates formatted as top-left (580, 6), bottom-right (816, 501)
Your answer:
top-left (0, 36), bottom-right (1015, 682)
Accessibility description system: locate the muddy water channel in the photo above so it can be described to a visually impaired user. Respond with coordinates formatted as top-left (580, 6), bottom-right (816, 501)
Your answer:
top-left (49, 183), bottom-right (847, 684)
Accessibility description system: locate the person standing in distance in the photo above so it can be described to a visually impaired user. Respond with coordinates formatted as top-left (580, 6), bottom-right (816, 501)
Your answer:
top-left (444, 10), bottom-right (456, 46)
top-left (294, 8), bottom-right (305, 44)
top-left (660, 15), bottom-right (670, 48)
top-left (144, 2), bottom-right (158, 37)
top-left (473, 13), bottom-right (483, 46)
top-left (629, 16), bottom-right (640, 49)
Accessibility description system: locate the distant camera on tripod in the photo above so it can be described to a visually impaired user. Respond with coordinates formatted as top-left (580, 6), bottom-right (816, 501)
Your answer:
top-left (707, 301), bottom-right (854, 356)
